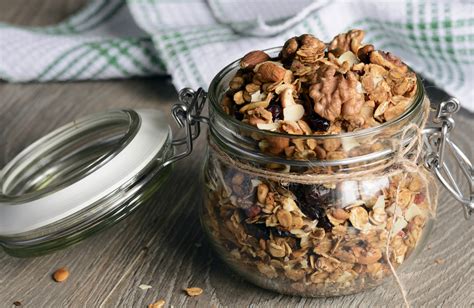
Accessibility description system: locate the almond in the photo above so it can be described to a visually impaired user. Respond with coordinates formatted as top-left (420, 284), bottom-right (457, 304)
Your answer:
top-left (53, 267), bottom-right (69, 282)
top-left (240, 50), bottom-right (270, 69)
top-left (256, 62), bottom-right (286, 83)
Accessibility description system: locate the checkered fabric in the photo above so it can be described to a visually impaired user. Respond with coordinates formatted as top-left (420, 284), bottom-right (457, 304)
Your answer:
top-left (0, 0), bottom-right (472, 111)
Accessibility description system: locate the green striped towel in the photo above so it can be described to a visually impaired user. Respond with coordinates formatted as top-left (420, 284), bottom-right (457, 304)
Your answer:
top-left (0, 0), bottom-right (472, 111)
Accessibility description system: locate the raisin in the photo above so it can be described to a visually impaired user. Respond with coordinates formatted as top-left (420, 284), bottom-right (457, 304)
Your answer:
top-left (245, 223), bottom-right (270, 240)
top-left (303, 184), bottom-right (334, 206)
top-left (232, 104), bottom-right (244, 121)
top-left (307, 114), bottom-right (330, 132)
top-left (267, 104), bottom-right (283, 121)
top-left (317, 215), bottom-right (333, 231)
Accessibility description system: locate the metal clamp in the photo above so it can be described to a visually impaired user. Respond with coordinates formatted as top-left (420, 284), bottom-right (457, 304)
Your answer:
top-left (163, 88), bottom-right (208, 167)
top-left (424, 98), bottom-right (474, 219)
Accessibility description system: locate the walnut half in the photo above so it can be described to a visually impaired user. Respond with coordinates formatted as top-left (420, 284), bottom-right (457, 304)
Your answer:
top-left (309, 67), bottom-right (364, 121)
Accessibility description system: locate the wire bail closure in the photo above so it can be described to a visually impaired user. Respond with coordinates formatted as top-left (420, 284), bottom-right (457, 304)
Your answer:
top-left (164, 88), bottom-right (209, 167)
top-left (424, 98), bottom-right (474, 219)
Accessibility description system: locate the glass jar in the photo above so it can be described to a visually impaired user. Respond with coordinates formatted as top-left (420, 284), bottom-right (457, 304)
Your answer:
top-left (171, 48), bottom-right (473, 297)
top-left (0, 110), bottom-right (173, 257)
top-left (0, 48), bottom-right (471, 299)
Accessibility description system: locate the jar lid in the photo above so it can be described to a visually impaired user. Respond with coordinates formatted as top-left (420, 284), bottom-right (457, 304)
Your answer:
top-left (0, 109), bottom-right (172, 256)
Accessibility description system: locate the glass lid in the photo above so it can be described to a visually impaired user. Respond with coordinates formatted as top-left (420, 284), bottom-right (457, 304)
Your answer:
top-left (0, 109), bottom-right (171, 238)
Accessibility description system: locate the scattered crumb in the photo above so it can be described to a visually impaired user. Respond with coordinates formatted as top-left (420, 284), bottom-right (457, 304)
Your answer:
top-left (138, 284), bottom-right (153, 290)
top-left (52, 267), bottom-right (69, 282)
top-left (13, 301), bottom-right (22, 306)
top-left (194, 242), bottom-right (202, 248)
top-left (434, 258), bottom-right (445, 265)
top-left (184, 287), bottom-right (203, 297)
top-left (426, 245), bottom-right (432, 250)
top-left (148, 299), bottom-right (165, 308)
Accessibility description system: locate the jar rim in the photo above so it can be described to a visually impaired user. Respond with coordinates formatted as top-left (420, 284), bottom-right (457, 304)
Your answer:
top-left (0, 110), bottom-right (140, 203)
top-left (208, 46), bottom-right (425, 140)
top-left (0, 109), bottom-right (172, 239)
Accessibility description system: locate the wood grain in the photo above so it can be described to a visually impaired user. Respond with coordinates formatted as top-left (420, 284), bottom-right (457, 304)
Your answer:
top-left (0, 1), bottom-right (473, 307)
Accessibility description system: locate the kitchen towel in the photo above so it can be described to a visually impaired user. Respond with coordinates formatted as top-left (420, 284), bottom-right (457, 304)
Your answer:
top-left (0, 0), bottom-right (473, 111)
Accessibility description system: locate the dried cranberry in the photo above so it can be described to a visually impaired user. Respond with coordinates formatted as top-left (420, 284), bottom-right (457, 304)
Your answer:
top-left (245, 223), bottom-right (270, 240)
top-left (414, 192), bottom-right (425, 204)
top-left (244, 205), bottom-right (261, 218)
top-left (267, 104), bottom-right (283, 121)
top-left (289, 184), bottom-right (335, 230)
top-left (307, 114), bottom-right (330, 132)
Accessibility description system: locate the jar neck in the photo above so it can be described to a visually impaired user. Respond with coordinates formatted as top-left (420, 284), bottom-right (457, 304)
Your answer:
top-left (208, 94), bottom-right (427, 173)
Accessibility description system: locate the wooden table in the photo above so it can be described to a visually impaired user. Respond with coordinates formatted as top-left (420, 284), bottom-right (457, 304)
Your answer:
top-left (0, 1), bottom-right (473, 307)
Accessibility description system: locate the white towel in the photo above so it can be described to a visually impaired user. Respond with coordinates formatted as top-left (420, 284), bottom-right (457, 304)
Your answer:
top-left (0, 0), bottom-right (472, 111)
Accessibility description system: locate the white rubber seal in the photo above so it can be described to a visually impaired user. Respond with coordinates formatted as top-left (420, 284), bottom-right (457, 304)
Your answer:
top-left (0, 109), bottom-right (170, 236)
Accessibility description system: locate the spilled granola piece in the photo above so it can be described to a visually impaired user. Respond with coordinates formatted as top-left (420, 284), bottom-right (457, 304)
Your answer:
top-left (184, 287), bottom-right (203, 297)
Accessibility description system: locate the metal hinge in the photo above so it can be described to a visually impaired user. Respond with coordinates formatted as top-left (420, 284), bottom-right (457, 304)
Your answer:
top-left (424, 98), bottom-right (474, 219)
top-left (163, 88), bottom-right (209, 167)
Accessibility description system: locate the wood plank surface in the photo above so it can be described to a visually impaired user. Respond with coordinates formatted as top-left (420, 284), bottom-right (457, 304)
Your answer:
top-left (0, 1), bottom-right (473, 307)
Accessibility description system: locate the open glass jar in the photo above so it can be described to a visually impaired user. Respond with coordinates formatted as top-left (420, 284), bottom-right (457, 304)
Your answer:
top-left (0, 48), bottom-right (472, 298)
top-left (172, 49), bottom-right (473, 297)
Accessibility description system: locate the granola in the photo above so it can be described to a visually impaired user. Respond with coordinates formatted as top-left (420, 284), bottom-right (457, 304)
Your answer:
top-left (202, 153), bottom-right (431, 296)
top-left (206, 30), bottom-right (431, 297)
top-left (220, 30), bottom-right (418, 160)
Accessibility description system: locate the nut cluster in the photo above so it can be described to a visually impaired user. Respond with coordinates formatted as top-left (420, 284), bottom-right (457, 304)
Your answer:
top-left (221, 30), bottom-right (417, 144)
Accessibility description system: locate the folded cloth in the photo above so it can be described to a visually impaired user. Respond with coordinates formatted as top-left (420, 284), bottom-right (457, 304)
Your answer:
top-left (0, 0), bottom-right (472, 111)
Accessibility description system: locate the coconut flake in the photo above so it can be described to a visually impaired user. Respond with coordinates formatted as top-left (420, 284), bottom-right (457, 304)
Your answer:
top-left (392, 217), bottom-right (408, 235)
top-left (250, 90), bottom-right (261, 102)
top-left (341, 137), bottom-right (360, 152)
top-left (359, 178), bottom-right (389, 200)
top-left (257, 122), bottom-right (280, 131)
top-left (404, 203), bottom-right (426, 221)
top-left (250, 179), bottom-right (262, 187)
top-left (139, 284), bottom-right (152, 290)
top-left (373, 195), bottom-right (386, 210)
top-left (339, 181), bottom-right (360, 207)
top-left (283, 104), bottom-right (305, 121)
top-left (338, 51), bottom-right (360, 67)
top-left (356, 81), bottom-right (365, 94)
top-left (386, 203), bottom-right (403, 217)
